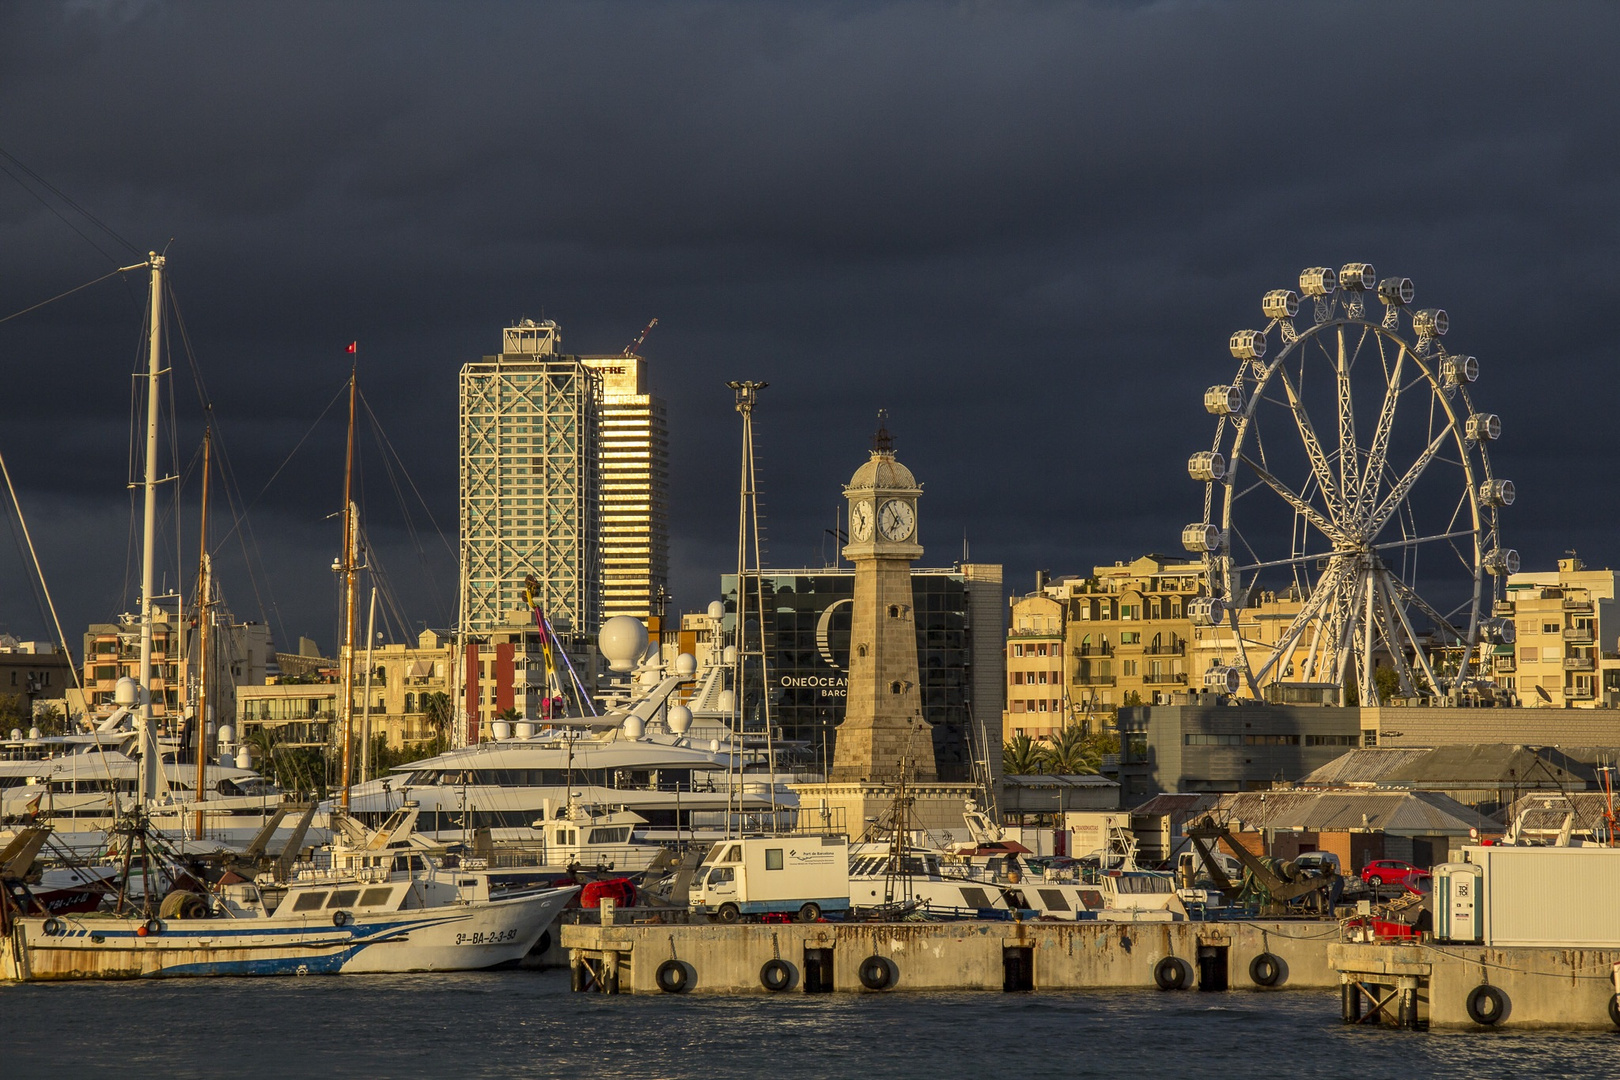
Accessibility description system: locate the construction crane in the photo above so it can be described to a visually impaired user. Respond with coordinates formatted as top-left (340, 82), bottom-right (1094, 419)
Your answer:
top-left (622, 317), bottom-right (658, 357)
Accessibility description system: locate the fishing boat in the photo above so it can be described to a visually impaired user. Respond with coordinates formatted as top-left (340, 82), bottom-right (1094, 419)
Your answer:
top-left (0, 807), bottom-right (576, 980)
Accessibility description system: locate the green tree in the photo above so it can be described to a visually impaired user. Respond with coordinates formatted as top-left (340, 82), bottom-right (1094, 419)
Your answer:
top-left (1043, 725), bottom-right (1103, 775)
top-left (0, 692), bottom-right (29, 730)
top-left (1003, 734), bottom-right (1046, 776)
top-left (32, 704), bottom-right (68, 736)
top-left (1373, 665), bottom-right (1403, 702)
top-left (421, 691), bottom-right (454, 750)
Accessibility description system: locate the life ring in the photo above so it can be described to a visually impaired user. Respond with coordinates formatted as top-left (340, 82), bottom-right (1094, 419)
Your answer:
top-left (761, 958), bottom-right (793, 992)
top-left (1153, 956), bottom-right (1189, 991)
top-left (332, 910), bottom-right (352, 928)
top-left (1249, 952), bottom-right (1282, 987)
top-left (1466, 984), bottom-right (1505, 1025)
top-left (144, 918), bottom-right (163, 936)
top-left (858, 955), bottom-right (895, 991)
top-left (1608, 994), bottom-right (1620, 1030)
top-left (655, 959), bottom-right (691, 994)
top-left (42, 917), bottom-right (63, 937)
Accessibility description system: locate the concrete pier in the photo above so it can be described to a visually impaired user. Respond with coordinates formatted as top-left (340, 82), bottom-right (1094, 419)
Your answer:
top-left (563, 914), bottom-right (1341, 994)
top-left (1331, 941), bottom-right (1620, 1030)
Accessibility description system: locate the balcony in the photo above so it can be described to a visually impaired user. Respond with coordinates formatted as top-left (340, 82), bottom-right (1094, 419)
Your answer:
top-left (1564, 627), bottom-right (1595, 643)
top-left (1074, 645), bottom-right (1113, 658)
top-left (1143, 673), bottom-right (1188, 685)
top-left (1493, 600), bottom-right (1516, 617)
top-left (1075, 674), bottom-right (1116, 687)
top-left (1564, 598), bottom-right (1594, 612)
top-left (1567, 683), bottom-right (1596, 699)
top-left (1564, 656), bottom-right (1595, 671)
top-left (1144, 643), bottom-right (1186, 656)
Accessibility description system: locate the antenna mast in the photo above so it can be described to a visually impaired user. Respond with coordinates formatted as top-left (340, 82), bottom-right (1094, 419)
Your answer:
top-left (135, 253), bottom-right (165, 808)
top-left (193, 425), bottom-right (212, 839)
top-left (338, 365), bottom-right (360, 810)
top-left (727, 380), bottom-right (777, 835)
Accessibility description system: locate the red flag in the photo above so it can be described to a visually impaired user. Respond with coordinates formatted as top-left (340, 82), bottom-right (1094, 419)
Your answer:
top-left (346, 341), bottom-right (357, 354)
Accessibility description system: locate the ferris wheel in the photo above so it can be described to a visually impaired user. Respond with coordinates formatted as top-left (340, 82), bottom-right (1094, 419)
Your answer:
top-left (1184, 263), bottom-right (1516, 706)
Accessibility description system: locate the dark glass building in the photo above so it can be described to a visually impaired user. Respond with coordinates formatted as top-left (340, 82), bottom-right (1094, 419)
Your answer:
top-left (722, 568), bottom-right (1001, 783)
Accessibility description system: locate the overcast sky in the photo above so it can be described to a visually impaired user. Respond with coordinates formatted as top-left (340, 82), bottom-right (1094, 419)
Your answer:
top-left (0, 1), bottom-right (1616, 656)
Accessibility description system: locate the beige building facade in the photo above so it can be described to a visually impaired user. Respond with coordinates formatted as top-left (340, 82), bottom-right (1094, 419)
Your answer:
top-left (1493, 556), bottom-right (1620, 708)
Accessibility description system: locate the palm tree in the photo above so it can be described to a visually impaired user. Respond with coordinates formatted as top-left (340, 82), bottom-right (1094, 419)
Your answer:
top-left (420, 691), bottom-right (454, 751)
top-left (1003, 734), bottom-right (1046, 776)
top-left (1043, 724), bottom-right (1102, 775)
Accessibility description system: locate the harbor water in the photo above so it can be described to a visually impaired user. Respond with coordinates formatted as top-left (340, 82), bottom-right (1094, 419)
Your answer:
top-left (3, 971), bottom-right (1615, 1078)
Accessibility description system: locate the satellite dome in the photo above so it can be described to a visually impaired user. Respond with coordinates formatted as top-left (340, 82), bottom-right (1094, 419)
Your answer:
top-left (667, 705), bottom-right (692, 735)
top-left (674, 652), bottom-right (697, 677)
top-left (622, 715), bottom-right (645, 741)
top-left (114, 676), bottom-right (139, 707)
top-left (707, 600), bottom-right (724, 620)
top-left (599, 616), bottom-right (650, 673)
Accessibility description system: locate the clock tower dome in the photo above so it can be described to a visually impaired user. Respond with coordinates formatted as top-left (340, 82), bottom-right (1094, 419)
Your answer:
top-left (832, 416), bottom-right (937, 783)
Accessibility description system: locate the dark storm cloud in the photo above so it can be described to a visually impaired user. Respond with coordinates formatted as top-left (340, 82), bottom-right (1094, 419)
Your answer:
top-left (0, 0), bottom-right (1616, 649)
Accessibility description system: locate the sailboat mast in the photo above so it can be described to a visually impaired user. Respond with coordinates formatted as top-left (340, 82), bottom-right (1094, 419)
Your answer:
top-left (136, 253), bottom-right (165, 808)
top-left (339, 365), bottom-right (359, 809)
top-left (193, 425), bottom-right (212, 839)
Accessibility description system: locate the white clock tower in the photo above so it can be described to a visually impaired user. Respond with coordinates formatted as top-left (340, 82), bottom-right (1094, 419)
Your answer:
top-left (831, 417), bottom-right (937, 783)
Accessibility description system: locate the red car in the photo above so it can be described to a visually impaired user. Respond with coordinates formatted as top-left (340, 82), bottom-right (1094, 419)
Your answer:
top-left (1360, 859), bottom-right (1424, 888)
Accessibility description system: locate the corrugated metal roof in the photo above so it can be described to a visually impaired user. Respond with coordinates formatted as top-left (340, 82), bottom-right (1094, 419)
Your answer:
top-left (1380, 744), bottom-right (1595, 788)
top-left (1206, 789), bottom-right (1482, 835)
top-left (1300, 748), bottom-right (1431, 785)
top-left (1129, 793), bottom-right (1220, 817)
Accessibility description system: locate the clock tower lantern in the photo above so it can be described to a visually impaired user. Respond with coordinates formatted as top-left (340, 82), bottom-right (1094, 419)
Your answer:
top-left (832, 417), bottom-right (937, 783)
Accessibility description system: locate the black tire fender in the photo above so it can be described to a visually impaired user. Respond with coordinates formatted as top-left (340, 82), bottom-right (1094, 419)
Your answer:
top-left (1608, 993), bottom-right (1620, 1030)
top-left (655, 958), bottom-right (691, 994)
top-left (1154, 956), bottom-right (1189, 991)
top-left (144, 918), bottom-right (163, 936)
top-left (42, 917), bottom-right (63, 937)
top-left (1466, 984), bottom-right (1505, 1026)
top-left (761, 958), bottom-right (793, 992)
top-left (332, 910), bottom-right (352, 928)
top-left (1249, 952), bottom-right (1282, 987)
top-left (858, 955), bottom-right (895, 990)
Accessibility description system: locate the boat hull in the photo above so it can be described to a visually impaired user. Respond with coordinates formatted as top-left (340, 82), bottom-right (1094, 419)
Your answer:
top-left (3, 886), bottom-right (575, 981)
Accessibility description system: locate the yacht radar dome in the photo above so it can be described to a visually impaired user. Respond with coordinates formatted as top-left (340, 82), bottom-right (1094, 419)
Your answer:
top-left (599, 615), bottom-right (650, 673)
top-left (674, 652), bottom-right (697, 677)
top-left (707, 600), bottom-right (724, 620)
top-left (667, 705), bottom-right (692, 735)
top-left (114, 676), bottom-right (139, 706)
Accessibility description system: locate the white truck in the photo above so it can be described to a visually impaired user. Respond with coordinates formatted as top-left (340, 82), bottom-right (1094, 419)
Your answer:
top-left (689, 835), bottom-right (851, 922)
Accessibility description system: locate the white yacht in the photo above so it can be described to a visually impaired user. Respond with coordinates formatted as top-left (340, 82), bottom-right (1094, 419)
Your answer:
top-left (340, 624), bottom-right (800, 850)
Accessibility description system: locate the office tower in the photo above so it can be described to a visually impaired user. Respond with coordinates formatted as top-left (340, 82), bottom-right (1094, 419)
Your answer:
top-left (459, 320), bottom-right (600, 643)
top-left (581, 354), bottom-right (668, 622)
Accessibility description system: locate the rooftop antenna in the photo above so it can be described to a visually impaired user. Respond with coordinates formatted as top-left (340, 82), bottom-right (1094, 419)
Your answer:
top-left (726, 380), bottom-right (777, 835)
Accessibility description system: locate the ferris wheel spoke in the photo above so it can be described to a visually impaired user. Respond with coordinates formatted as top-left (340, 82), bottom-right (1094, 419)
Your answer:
top-left (1270, 365), bottom-right (1343, 523)
top-left (1237, 453), bottom-right (1343, 543)
top-left (1358, 339), bottom-right (1408, 525)
top-left (1370, 527), bottom-right (1476, 552)
top-left (1385, 574), bottom-right (1466, 645)
top-left (1232, 548), bottom-right (1337, 574)
top-left (1363, 424), bottom-right (1454, 541)
top-left (1336, 326), bottom-right (1362, 505)
top-left (1251, 559), bottom-right (1344, 685)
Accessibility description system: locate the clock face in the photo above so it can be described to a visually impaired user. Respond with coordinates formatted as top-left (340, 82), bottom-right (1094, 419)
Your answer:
top-left (877, 498), bottom-right (915, 541)
top-left (849, 499), bottom-right (874, 542)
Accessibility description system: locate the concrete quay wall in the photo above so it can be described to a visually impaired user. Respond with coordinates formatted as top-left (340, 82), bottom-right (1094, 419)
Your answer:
top-left (562, 918), bottom-right (1341, 995)
top-left (1332, 942), bottom-right (1620, 1029)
